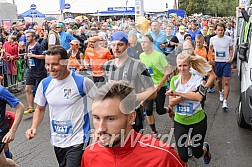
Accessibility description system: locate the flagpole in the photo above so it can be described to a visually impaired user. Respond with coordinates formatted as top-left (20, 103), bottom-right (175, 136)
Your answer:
top-left (59, 0), bottom-right (65, 21)
top-left (60, 9), bottom-right (64, 21)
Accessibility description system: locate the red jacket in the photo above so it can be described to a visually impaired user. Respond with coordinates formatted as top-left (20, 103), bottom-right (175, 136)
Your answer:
top-left (82, 130), bottom-right (185, 167)
top-left (3, 41), bottom-right (18, 60)
top-left (3, 42), bottom-right (18, 75)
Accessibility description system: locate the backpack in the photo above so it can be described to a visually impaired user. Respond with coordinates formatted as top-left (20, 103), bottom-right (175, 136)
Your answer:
top-left (42, 72), bottom-right (85, 97)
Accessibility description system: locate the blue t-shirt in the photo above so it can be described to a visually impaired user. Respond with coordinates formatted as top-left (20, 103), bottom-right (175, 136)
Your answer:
top-left (146, 30), bottom-right (167, 54)
top-left (18, 35), bottom-right (26, 43)
top-left (0, 86), bottom-right (19, 132)
top-left (59, 31), bottom-right (76, 50)
top-left (188, 29), bottom-right (202, 42)
top-left (27, 42), bottom-right (46, 71)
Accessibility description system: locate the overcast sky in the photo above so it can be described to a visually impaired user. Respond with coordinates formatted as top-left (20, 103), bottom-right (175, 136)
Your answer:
top-left (3, 0), bottom-right (176, 14)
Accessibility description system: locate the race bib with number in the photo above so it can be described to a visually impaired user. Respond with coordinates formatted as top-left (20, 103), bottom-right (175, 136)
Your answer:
top-left (165, 47), bottom-right (173, 53)
top-left (216, 51), bottom-right (226, 58)
top-left (147, 67), bottom-right (154, 75)
top-left (28, 57), bottom-right (35, 67)
top-left (52, 120), bottom-right (73, 135)
top-left (176, 102), bottom-right (194, 115)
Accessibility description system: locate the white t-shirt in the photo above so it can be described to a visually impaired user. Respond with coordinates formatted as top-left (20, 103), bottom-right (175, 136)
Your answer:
top-left (210, 35), bottom-right (233, 62)
top-left (34, 71), bottom-right (97, 148)
top-left (176, 32), bottom-right (185, 44)
top-left (173, 74), bottom-right (203, 116)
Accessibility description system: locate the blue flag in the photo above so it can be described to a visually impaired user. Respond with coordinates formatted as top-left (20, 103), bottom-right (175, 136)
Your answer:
top-left (59, 0), bottom-right (65, 10)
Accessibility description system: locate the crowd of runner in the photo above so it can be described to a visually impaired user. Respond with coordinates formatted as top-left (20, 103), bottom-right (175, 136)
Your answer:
top-left (0, 13), bottom-right (238, 166)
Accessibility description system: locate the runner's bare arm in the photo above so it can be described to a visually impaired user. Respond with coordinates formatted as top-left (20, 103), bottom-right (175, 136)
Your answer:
top-left (156, 65), bottom-right (171, 91)
top-left (2, 102), bottom-right (24, 143)
top-left (204, 70), bottom-right (216, 88)
top-left (207, 45), bottom-right (214, 64)
top-left (136, 86), bottom-right (157, 101)
top-left (26, 105), bottom-right (46, 140)
top-left (228, 46), bottom-right (234, 63)
top-left (174, 91), bottom-right (203, 102)
top-left (28, 53), bottom-right (45, 59)
top-left (9, 102), bottom-right (24, 133)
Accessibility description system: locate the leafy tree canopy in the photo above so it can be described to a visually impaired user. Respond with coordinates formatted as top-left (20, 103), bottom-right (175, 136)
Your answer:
top-left (178, 0), bottom-right (239, 16)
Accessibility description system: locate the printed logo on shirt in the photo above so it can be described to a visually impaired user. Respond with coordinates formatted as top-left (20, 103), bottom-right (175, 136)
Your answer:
top-left (64, 89), bottom-right (71, 99)
top-left (123, 71), bottom-right (128, 79)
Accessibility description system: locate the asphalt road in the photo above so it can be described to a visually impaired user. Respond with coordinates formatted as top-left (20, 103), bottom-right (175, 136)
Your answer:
top-left (8, 71), bottom-right (252, 167)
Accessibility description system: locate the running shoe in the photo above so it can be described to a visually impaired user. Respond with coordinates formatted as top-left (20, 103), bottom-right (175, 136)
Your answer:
top-left (188, 145), bottom-right (193, 158)
top-left (219, 91), bottom-right (224, 102)
top-left (207, 87), bottom-right (215, 93)
top-left (23, 108), bottom-right (35, 115)
top-left (222, 100), bottom-right (228, 109)
top-left (203, 142), bottom-right (211, 164)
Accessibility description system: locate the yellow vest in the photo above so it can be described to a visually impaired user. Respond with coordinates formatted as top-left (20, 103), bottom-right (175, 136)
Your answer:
top-left (244, 17), bottom-right (251, 43)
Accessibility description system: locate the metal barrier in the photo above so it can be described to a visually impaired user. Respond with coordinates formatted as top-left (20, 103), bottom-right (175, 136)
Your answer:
top-left (0, 19), bottom-right (23, 32)
top-left (0, 53), bottom-right (27, 93)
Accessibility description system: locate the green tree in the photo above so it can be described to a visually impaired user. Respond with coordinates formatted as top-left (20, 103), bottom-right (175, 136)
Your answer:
top-left (186, 0), bottom-right (209, 15)
top-left (178, 0), bottom-right (239, 16)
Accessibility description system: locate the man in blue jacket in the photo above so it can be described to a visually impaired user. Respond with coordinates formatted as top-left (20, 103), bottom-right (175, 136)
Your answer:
top-left (57, 22), bottom-right (76, 50)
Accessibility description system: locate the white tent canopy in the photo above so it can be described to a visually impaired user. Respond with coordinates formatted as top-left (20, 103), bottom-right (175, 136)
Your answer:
top-left (13, 0), bottom-right (177, 14)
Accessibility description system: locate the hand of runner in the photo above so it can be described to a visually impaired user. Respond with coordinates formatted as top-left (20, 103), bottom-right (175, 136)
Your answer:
top-left (165, 90), bottom-right (175, 96)
top-left (27, 52), bottom-right (35, 58)
top-left (26, 128), bottom-right (37, 140)
top-left (170, 42), bottom-right (175, 46)
top-left (2, 131), bottom-right (15, 143)
top-left (159, 44), bottom-right (166, 49)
